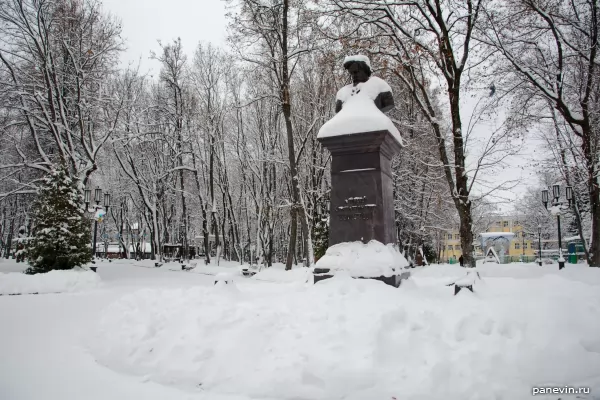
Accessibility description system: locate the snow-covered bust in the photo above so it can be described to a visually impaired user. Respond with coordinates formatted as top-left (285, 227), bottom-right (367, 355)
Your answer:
top-left (317, 55), bottom-right (401, 143)
top-left (335, 55), bottom-right (394, 114)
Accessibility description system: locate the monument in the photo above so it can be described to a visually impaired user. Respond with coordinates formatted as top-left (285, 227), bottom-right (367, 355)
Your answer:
top-left (313, 55), bottom-right (410, 287)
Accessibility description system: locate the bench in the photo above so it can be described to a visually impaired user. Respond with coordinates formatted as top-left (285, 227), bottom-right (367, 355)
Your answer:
top-left (182, 262), bottom-right (197, 271)
top-left (241, 268), bottom-right (257, 277)
top-left (241, 265), bottom-right (260, 277)
top-left (446, 271), bottom-right (481, 295)
top-left (214, 272), bottom-right (235, 285)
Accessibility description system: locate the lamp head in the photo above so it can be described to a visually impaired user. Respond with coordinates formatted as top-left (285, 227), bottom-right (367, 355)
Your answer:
top-left (84, 188), bottom-right (91, 206)
top-left (94, 187), bottom-right (102, 204)
top-left (541, 189), bottom-right (549, 209)
top-left (552, 184), bottom-right (560, 201)
top-left (566, 186), bottom-right (573, 206)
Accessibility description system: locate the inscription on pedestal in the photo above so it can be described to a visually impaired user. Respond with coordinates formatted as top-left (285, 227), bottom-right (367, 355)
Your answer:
top-left (336, 196), bottom-right (376, 221)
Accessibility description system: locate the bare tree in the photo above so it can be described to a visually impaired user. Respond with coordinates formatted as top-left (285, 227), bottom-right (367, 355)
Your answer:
top-left (228, 0), bottom-right (315, 269)
top-left (483, 0), bottom-right (600, 266)
top-left (0, 0), bottom-right (124, 193)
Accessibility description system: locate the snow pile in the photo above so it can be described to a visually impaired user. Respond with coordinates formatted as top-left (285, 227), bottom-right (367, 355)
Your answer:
top-left (318, 79), bottom-right (402, 145)
top-left (314, 240), bottom-right (408, 277)
top-left (0, 269), bottom-right (101, 295)
top-left (252, 266), bottom-right (312, 283)
top-left (88, 269), bottom-right (600, 400)
top-left (214, 272), bottom-right (236, 286)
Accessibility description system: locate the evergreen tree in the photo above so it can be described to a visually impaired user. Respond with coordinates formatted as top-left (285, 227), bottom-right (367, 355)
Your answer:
top-left (313, 217), bottom-right (329, 261)
top-left (26, 166), bottom-right (92, 274)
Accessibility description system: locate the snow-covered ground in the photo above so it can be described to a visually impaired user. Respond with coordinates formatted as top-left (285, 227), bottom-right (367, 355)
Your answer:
top-left (0, 268), bottom-right (101, 295)
top-left (1, 258), bottom-right (599, 400)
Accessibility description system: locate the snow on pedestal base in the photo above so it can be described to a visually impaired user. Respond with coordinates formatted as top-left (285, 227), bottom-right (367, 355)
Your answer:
top-left (313, 240), bottom-right (409, 287)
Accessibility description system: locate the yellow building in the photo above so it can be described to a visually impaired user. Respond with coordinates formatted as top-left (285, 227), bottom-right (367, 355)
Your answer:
top-left (441, 216), bottom-right (537, 262)
top-left (441, 231), bottom-right (463, 263)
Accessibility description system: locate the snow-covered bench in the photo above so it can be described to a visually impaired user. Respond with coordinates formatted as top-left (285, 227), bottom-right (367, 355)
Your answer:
top-left (181, 261), bottom-right (197, 271)
top-left (446, 271), bottom-right (481, 295)
top-left (241, 265), bottom-right (260, 277)
top-left (214, 272), bottom-right (235, 285)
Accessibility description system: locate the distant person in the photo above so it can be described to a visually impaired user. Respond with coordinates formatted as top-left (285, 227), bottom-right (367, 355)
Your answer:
top-left (459, 255), bottom-right (464, 267)
top-left (16, 242), bottom-right (25, 263)
top-left (415, 251), bottom-right (423, 267)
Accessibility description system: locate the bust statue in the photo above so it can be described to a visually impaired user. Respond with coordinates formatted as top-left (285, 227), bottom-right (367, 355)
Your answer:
top-left (335, 55), bottom-right (395, 114)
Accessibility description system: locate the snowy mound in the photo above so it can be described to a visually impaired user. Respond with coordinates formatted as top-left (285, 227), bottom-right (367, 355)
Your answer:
top-left (252, 266), bottom-right (311, 283)
top-left (315, 240), bottom-right (408, 277)
top-left (318, 81), bottom-right (402, 145)
top-left (87, 272), bottom-right (600, 400)
top-left (0, 269), bottom-right (101, 295)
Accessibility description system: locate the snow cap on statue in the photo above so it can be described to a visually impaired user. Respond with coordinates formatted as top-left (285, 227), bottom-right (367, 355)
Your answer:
top-left (343, 55), bottom-right (371, 72)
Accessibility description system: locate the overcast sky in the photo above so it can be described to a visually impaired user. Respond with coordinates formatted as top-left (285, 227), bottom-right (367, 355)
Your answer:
top-left (101, 0), bottom-right (228, 74)
top-left (460, 92), bottom-right (546, 211)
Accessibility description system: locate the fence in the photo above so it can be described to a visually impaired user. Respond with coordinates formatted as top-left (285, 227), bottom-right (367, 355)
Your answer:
top-left (474, 253), bottom-right (587, 264)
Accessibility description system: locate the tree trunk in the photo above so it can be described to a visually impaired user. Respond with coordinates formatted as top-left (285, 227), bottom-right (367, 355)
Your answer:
top-left (458, 203), bottom-right (475, 267)
top-left (588, 175), bottom-right (600, 267)
top-left (285, 208), bottom-right (297, 270)
top-left (281, 0), bottom-right (302, 271)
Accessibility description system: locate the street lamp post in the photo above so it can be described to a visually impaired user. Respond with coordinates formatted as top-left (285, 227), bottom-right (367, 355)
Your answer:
top-left (521, 231), bottom-right (525, 259)
top-left (180, 223), bottom-right (186, 262)
top-left (537, 224), bottom-right (543, 266)
top-left (84, 186), bottom-right (111, 259)
top-left (541, 184), bottom-right (573, 270)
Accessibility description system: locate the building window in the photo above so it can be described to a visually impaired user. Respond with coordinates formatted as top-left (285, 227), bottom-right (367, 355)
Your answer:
top-left (503, 221), bottom-right (509, 227)
top-left (523, 243), bottom-right (528, 249)
top-left (496, 221), bottom-right (501, 226)
top-left (514, 220), bottom-right (520, 226)
top-left (454, 234), bottom-right (460, 240)
top-left (515, 242), bottom-right (521, 249)
top-left (442, 245), bottom-right (446, 251)
top-left (448, 245), bottom-right (454, 250)
top-left (447, 234), bottom-right (453, 240)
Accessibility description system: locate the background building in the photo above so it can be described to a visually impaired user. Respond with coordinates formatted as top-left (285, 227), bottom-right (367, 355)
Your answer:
top-left (441, 215), bottom-right (537, 263)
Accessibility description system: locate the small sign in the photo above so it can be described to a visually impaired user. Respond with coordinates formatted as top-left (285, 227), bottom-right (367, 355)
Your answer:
top-left (94, 209), bottom-right (106, 222)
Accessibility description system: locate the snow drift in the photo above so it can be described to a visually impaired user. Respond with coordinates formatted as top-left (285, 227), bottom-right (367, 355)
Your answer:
top-left (252, 266), bottom-right (312, 283)
top-left (87, 268), bottom-right (600, 400)
top-left (0, 269), bottom-right (101, 295)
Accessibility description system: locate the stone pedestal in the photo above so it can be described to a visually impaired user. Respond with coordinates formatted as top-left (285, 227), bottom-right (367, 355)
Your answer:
top-left (314, 130), bottom-right (408, 287)
top-left (321, 130), bottom-right (401, 246)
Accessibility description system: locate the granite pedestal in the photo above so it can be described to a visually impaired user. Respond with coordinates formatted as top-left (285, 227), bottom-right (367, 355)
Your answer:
top-left (314, 130), bottom-right (409, 287)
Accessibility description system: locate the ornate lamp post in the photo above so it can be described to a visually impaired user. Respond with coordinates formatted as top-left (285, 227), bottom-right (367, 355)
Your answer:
top-left (84, 186), bottom-right (111, 259)
top-left (180, 223), bottom-right (186, 262)
top-left (541, 184), bottom-right (573, 270)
